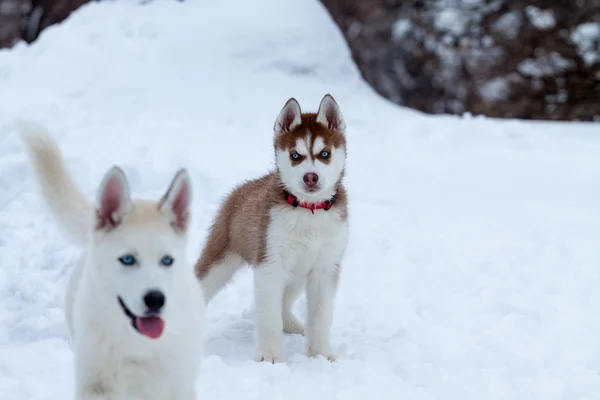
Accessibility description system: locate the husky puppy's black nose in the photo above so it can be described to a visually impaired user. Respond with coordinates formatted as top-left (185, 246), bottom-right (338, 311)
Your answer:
top-left (303, 172), bottom-right (319, 187)
top-left (143, 290), bottom-right (166, 313)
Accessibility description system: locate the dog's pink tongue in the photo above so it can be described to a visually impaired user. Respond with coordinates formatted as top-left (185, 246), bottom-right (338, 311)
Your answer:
top-left (135, 316), bottom-right (165, 339)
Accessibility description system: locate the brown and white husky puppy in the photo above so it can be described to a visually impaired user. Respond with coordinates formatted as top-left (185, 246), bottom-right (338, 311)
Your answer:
top-left (196, 94), bottom-right (349, 363)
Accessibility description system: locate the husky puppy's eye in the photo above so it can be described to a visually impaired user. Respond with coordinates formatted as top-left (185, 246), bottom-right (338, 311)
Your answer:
top-left (320, 151), bottom-right (329, 157)
top-left (119, 254), bottom-right (137, 266)
top-left (160, 255), bottom-right (174, 267)
top-left (291, 152), bottom-right (300, 159)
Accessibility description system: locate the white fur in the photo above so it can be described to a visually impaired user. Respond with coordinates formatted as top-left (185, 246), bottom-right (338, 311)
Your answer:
top-left (275, 136), bottom-right (346, 204)
top-left (17, 121), bottom-right (93, 245)
top-left (19, 122), bottom-right (204, 400)
top-left (313, 137), bottom-right (325, 153)
top-left (254, 205), bottom-right (348, 362)
top-left (201, 253), bottom-right (245, 301)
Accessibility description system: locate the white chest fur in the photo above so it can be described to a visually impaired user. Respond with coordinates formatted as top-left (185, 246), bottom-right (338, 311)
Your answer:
top-left (253, 204), bottom-right (348, 363)
top-left (266, 205), bottom-right (349, 276)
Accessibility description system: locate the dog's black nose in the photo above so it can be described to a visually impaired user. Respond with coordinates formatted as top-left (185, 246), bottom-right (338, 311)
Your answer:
top-left (143, 290), bottom-right (165, 313)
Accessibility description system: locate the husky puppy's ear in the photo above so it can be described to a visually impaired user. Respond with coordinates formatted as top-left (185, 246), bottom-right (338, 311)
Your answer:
top-left (316, 94), bottom-right (346, 134)
top-left (95, 166), bottom-right (133, 231)
top-left (159, 169), bottom-right (192, 233)
top-left (274, 97), bottom-right (302, 136)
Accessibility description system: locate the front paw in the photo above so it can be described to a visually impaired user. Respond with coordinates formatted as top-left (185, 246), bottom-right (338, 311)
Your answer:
top-left (255, 347), bottom-right (284, 364)
top-left (308, 343), bottom-right (336, 362)
top-left (283, 313), bottom-right (305, 336)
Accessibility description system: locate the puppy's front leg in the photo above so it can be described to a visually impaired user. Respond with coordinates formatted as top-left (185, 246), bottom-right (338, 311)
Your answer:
top-left (306, 266), bottom-right (338, 361)
top-left (74, 352), bottom-right (116, 400)
top-left (75, 377), bottom-right (117, 400)
top-left (173, 387), bottom-right (196, 400)
top-left (75, 383), bottom-right (114, 400)
top-left (76, 392), bottom-right (110, 400)
top-left (253, 264), bottom-right (287, 363)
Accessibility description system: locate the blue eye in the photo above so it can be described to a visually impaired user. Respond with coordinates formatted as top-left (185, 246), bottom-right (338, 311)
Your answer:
top-left (119, 255), bottom-right (137, 266)
top-left (160, 255), bottom-right (174, 267)
top-left (321, 151), bottom-right (329, 157)
top-left (291, 153), bottom-right (300, 159)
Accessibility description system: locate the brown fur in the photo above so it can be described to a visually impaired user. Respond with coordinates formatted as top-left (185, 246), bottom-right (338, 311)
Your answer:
top-left (195, 113), bottom-right (348, 279)
top-left (274, 113), bottom-right (347, 155)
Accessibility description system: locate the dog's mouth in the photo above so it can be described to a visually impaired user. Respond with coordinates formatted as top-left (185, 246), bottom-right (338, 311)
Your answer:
top-left (302, 184), bottom-right (323, 194)
top-left (117, 297), bottom-right (165, 340)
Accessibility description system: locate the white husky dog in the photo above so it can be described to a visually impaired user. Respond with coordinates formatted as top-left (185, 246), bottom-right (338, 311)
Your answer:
top-left (19, 122), bottom-right (204, 400)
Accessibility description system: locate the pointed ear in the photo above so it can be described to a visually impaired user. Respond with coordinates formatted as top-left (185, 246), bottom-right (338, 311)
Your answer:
top-left (274, 97), bottom-right (302, 136)
top-left (159, 169), bottom-right (192, 233)
top-left (95, 166), bottom-right (132, 231)
top-left (316, 94), bottom-right (346, 133)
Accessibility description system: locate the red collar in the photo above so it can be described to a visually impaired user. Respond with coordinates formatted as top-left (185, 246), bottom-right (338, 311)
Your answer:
top-left (286, 192), bottom-right (337, 214)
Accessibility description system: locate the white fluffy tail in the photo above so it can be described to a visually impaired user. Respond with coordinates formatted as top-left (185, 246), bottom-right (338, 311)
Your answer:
top-left (18, 122), bottom-right (93, 245)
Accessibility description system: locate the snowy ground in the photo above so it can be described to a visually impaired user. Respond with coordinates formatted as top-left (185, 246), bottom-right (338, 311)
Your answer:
top-left (1, 0), bottom-right (600, 399)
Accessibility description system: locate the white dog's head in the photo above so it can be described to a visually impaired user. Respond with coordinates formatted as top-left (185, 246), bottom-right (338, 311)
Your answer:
top-left (273, 94), bottom-right (347, 204)
top-left (89, 167), bottom-right (192, 341)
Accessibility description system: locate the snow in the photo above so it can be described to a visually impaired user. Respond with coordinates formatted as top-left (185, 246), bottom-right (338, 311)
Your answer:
top-left (492, 11), bottom-right (522, 40)
top-left (1, 0), bottom-right (600, 399)
top-left (392, 19), bottom-right (412, 40)
top-left (434, 8), bottom-right (469, 36)
top-left (525, 6), bottom-right (556, 30)
top-left (571, 22), bottom-right (600, 66)
top-left (518, 52), bottom-right (575, 78)
top-left (478, 77), bottom-right (509, 102)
